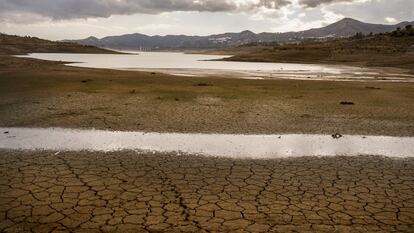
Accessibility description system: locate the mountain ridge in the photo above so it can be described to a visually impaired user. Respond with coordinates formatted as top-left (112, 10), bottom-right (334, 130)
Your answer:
top-left (66, 18), bottom-right (413, 50)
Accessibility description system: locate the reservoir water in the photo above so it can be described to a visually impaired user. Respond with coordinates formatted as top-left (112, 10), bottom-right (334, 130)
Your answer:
top-left (19, 52), bottom-right (338, 72)
top-left (18, 52), bottom-right (413, 81)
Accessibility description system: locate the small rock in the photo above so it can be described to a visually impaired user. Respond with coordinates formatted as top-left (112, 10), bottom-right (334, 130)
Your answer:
top-left (340, 101), bottom-right (355, 105)
top-left (3, 131), bottom-right (9, 134)
top-left (365, 86), bottom-right (381, 90)
top-left (332, 133), bottom-right (343, 139)
top-left (194, 83), bottom-right (212, 87)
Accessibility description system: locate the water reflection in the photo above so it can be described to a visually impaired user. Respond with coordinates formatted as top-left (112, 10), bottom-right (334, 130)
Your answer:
top-left (18, 52), bottom-right (414, 81)
top-left (1, 128), bottom-right (413, 158)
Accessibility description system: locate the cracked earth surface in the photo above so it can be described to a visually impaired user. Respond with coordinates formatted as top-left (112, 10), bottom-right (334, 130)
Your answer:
top-left (0, 151), bottom-right (413, 232)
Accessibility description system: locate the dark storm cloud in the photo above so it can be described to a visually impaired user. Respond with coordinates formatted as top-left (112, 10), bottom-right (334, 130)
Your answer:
top-left (0, 0), bottom-right (292, 22)
top-left (299, 0), bottom-right (354, 8)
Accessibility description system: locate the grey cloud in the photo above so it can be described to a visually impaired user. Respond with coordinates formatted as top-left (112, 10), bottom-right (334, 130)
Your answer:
top-left (299, 0), bottom-right (354, 8)
top-left (0, 0), bottom-right (292, 22)
top-left (256, 0), bottom-right (292, 9)
top-left (325, 0), bottom-right (414, 23)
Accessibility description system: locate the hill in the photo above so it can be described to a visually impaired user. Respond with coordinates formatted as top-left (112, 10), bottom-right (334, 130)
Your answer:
top-left (221, 26), bottom-right (414, 72)
top-left (294, 18), bottom-right (411, 38)
top-left (66, 18), bottom-right (413, 50)
top-left (0, 33), bottom-right (118, 55)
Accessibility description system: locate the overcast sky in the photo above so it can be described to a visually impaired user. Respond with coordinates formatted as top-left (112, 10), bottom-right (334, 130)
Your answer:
top-left (0, 0), bottom-right (412, 40)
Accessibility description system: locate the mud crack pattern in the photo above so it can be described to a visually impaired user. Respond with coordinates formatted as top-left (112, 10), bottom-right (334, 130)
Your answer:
top-left (0, 151), bottom-right (413, 232)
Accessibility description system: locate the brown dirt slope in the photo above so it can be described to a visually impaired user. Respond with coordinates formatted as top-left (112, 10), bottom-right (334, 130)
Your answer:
top-left (0, 33), bottom-right (119, 55)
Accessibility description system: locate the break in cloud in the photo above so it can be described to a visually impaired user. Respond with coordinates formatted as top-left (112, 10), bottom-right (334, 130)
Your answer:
top-left (0, 0), bottom-right (292, 22)
top-left (299, 0), bottom-right (354, 8)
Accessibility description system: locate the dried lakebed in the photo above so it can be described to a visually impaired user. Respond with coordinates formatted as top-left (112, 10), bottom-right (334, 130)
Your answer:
top-left (17, 52), bottom-right (414, 82)
top-left (1, 128), bottom-right (413, 158)
top-left (1, 128), bottom-right (413, 232)
top-left (1, 151), bottom-right (414, 232)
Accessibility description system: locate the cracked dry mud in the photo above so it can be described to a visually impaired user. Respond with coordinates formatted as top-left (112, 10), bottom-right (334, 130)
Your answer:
top-left (0, 151), bottom-right (413, 233)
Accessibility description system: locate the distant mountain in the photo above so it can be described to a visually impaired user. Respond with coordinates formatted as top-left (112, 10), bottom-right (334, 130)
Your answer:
top-left (66, 18), bottom-right (413, 50)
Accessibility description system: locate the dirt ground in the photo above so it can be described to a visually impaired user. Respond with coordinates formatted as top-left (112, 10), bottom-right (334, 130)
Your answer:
top-left (0, 55), bottom-right (413, 232)
top-left (1, 56), bottom-right (413, 136)
top-left (1, 151), bottom-right (413, 233)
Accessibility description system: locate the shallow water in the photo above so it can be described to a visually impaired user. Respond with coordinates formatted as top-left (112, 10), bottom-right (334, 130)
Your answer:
top-left (18, 52), bottom-right (343, 72)
top-left (18, 52), bottom-right (414, 81)
top-left (1, 128), bottom-right (413, 158)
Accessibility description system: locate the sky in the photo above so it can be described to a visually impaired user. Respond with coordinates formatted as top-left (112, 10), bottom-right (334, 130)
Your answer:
top-left (0, 0), bottom-right (413, 40)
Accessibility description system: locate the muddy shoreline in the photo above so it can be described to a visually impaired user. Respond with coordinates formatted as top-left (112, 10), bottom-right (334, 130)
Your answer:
top-left (1, 56), bottom-right (414, 136)
top-left (1, 54), bottom-right (413, 232)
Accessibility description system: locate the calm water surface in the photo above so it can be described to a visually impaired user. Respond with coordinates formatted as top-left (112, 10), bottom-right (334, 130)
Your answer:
top-left (18, 52), bottom-right (414, 81)
top-left (1, 128), bottom-right (413, 158)
top-left (20, 52), bottom-right (342, 72)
